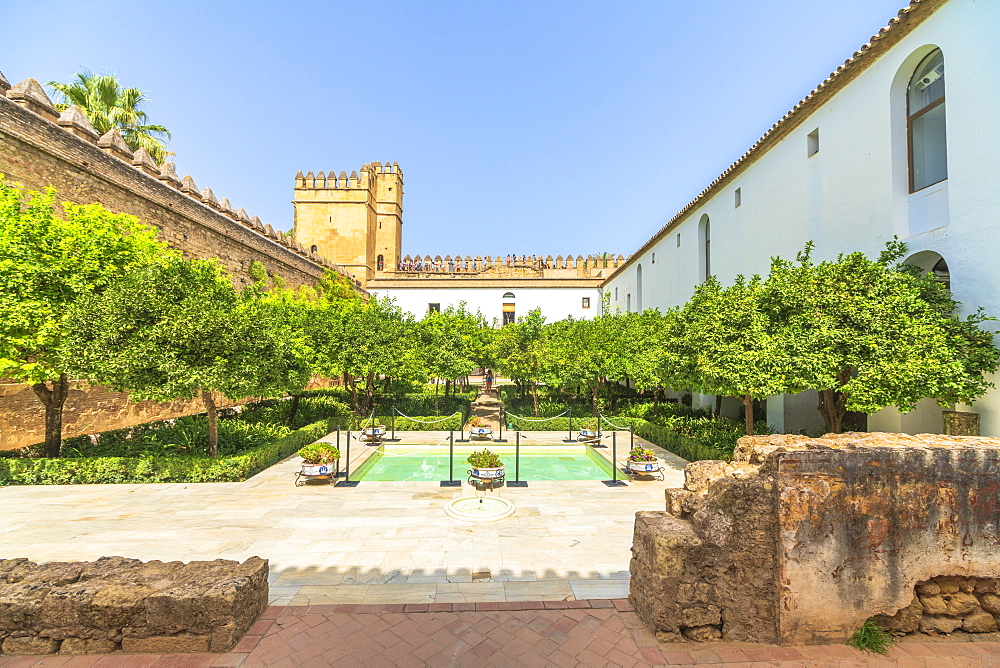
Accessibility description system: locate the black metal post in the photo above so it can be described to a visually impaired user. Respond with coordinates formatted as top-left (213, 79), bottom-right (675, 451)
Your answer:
top-left (564, 406), bottom-right (574, 442)
top-left (336, 429), bottom-right (360, 486)
top-left (391, 407), bottom-right (395, 441)
top-left (602, 428), bottom-right (626, 487)
top-left (507, 431), bottom-right (526, 487)
top-left (494, 405), bottom-right (507, 443)
top-left (336, 426), bottom-right (341, 475)
top-left (441, 429), bottom-right (460, 486)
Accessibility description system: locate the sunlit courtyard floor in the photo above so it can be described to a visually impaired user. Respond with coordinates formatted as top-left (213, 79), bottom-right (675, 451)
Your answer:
top-left (0, 431), bottom-right (686, 606)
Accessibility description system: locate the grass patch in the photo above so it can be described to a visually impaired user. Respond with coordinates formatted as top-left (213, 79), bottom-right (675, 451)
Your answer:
top-left (847, 619), bottom-right (893, 655)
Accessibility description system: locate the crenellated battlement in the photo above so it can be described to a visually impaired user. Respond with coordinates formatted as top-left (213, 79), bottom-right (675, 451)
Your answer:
top-left (295, 161), bottom-right (402, 191)
top-left (388, 253), bottom-right (625, 278)
top-left (0, 73), bottom-right (364, 291)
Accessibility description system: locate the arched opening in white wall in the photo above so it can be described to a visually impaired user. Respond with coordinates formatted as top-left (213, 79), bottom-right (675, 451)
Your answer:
top-left (503, 292), bottom-right (515, 298)
top-left (636, 264), bottom-right (643, 312)
top-left (903, 250), bottom-right (951, 293)
top-left (893, 46), bottom-right (950, 237)
top-left (908, 49), bottom-right (947, 193)
top-left (698, 215), bottom-right (711, 282)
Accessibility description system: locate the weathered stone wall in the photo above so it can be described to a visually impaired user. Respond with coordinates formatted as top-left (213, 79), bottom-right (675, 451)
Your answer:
top-left (630, 432), bottom-right (1000, 646)
top-left (0, 378), bottom-right (337, 451)
top-left (0, 556), bottom-right (268, 655)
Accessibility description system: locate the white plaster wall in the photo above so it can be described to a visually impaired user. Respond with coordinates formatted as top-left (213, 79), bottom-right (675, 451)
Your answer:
top-left (606, 0), bottom-right (1000, 435)
top-left (371, 286), bottom-right (602, 324)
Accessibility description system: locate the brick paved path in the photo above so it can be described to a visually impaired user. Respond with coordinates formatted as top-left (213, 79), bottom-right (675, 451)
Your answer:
top-left (2, 600), bottom-right (999, 667)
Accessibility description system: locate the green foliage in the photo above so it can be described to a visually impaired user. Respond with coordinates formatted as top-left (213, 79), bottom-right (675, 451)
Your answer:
top-left (297, 442), bottom-right (340, 464)
top-left (847, 619), bottom-right (893, 655)
top-left (64, 256), bottom-right (312, 455)
top-left (628, 446), bottom-right (657, 462)
top-left (47, 71), bottom-right (171, 164)
top-left (0, 420), bottom-right (329, 486)
top-left (467, 449), bottom-right (503, 468)
top-left (0, 180), bottom-right (169, 386)
top-left (766, 240), bottom-right (999, 432)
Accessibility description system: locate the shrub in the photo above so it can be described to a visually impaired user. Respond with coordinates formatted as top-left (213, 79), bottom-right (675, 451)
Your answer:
top-left (297, 442), bottom-right (340, 464)
top-left (467, 449), bottom-right (503, 468)
top-left (847, 619), bottom-right (893, 655)
top-left (0, 420), bottom-right (329, 485)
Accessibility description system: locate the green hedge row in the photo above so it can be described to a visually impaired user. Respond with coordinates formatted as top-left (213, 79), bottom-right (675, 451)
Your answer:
top-left (344, 415), bottom-right (465, 432)
top-left (0, 420), bottom-right (331, 486)
top-left (503, 415), bottom-right (731, 462)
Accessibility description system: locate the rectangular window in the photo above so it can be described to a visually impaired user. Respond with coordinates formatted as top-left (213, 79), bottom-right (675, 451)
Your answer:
top-left (910, 103), bottom-right (948, 191)
top-left (582, 297), bottom-right (591, 309)
top-left (626, 294), bottom-right (632, 312)
top-left (651, 253), bottom-right (656, 264)
top-left (428, 303), bottom-right (440, 314)
top-left (614, 287), bottom-right (619, 300)
top-left (807, 128), bottom-right (819, 157)
top-left (676, 233), bottom-right (681, 248)
top-left (734, 188), bottom-right (741, 208)
top-left (502, 311), bottom-right (516, 326)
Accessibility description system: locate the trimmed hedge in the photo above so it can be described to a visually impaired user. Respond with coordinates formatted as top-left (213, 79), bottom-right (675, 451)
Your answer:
top-left (504, 414), bottom-right (732, 462)
top-left (0, 420), bottom-right (330, 486)
top-left (344, 414), bottom-right (464, 432)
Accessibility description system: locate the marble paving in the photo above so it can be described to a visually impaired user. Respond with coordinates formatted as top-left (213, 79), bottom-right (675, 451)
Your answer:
top-left (0, 431), bottom-right (686, 605)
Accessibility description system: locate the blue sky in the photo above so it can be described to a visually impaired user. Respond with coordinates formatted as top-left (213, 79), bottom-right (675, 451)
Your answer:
top-left (4, 0), bottom-right (907, 258)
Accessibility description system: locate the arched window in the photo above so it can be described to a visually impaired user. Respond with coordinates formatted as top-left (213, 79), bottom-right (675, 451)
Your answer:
top-left (904, 250), bottom-right (951, 293)
top-left (310, 245), bottom-right (318, 254)
top-left (376, 254), bottom-right (384, 271)
top-left (698, 215), bottom-right (711, 282)
top-left (503, 292), bottom-right (515, 299)
top-left (908, 49), bottom-right (947, 192)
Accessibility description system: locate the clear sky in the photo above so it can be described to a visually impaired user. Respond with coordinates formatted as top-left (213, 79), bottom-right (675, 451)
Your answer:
top-left (4, 0), bottom-right (908, 259)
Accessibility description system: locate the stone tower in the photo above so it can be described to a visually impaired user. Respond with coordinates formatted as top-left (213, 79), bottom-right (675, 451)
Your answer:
top-left (292, 161), bottom-right (403, 281)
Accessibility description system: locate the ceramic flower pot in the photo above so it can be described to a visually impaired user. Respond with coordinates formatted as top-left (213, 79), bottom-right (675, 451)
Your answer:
top-left (470, 465), bottom-right (505, 480)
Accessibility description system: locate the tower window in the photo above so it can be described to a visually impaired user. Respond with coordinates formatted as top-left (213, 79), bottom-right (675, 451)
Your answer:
top-left (807, 129), bottom-right (819, 157)
top-left (310, 245), bottom-right (318, 253)
top-left (676, 233), bottom-right (680, 248)
top-left (582, 297), bottom-right (591, 308)
top-left (908, 49), bottom-right (947, 192)
top-left (734, 188), bottom-right (742, 208)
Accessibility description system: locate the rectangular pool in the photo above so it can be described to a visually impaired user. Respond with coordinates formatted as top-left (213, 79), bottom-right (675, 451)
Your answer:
top-left (353, 445), bottom-right (613, 482)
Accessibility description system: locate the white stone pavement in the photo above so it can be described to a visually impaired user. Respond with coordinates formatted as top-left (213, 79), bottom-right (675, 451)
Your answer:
top-left (0, 431), bottom-right (686, 606)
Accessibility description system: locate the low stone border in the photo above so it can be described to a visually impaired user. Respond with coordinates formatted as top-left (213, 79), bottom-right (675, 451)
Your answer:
top-left (0, 556), bottom-right (268, 655)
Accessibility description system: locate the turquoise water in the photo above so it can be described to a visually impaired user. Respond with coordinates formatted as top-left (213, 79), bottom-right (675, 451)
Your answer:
top-left (355, 447), bottom-right (613, 481)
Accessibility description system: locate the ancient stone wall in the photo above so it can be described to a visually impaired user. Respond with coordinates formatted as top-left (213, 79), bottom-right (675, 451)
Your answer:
top-left (630, 432), bottom-right (1000, 646)
top-left (0, 556), bottom-right (268, 655)
top-left (0, 378), bottom-right (337, 451)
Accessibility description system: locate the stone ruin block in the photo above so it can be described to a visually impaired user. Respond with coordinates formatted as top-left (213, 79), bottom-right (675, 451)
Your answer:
top-left (630, 432), bottom-right (1000, 645)
top-left (0, 556), bottom-right (268, 656)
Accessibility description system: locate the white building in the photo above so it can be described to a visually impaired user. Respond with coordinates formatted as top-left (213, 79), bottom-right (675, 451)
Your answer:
top-left (602, 0), bottom-right (1000, 435)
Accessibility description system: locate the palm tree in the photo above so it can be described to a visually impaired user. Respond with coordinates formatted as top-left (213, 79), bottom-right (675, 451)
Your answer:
top-left (48, 71), bottom-right (171, 164)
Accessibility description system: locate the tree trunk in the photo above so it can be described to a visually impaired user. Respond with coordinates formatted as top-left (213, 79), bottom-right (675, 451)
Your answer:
top-left (714, 395), bottom-right (723, 418)
top-left (202, 389), bottom-right (219, 457)
top-left (742, 394), bottom-right (755, 436)
top-left (607, 382), bottom-right (616, 413)
top-left (346, 377), bottom-right (361, 413)
top-left (287, 393), bottom-right (301, 426)
top-left (363, 373), bottom-right (376, 414)
top-left (817, 388), bottom-right (846, 434)
top-left (589, 382), bottom-right (600, 417)
top-left (31, 374), bottom-right (70, 458)
top-left (652, 386), bottom-right (662, 418)
top-left (434, 381), bottom-right (440, 416)
top-left (816, 367), bottom-right (853, 434)
top-left (531, 383), bottom-right (540, 417)
top-left (445, 379), bottom-right (451, 412)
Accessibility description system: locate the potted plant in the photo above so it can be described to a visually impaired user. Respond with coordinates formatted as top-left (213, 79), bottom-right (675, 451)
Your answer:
top-left (467, 448), bottom-right (505, 480)
top-left (468, 415), bottom-right (493, 439)
top-left (361, 423), bottom-right (386, 442)
top-left (296, 442), bottom-right (341, 483)
top-left (626, 445), bottom-right (659, 474)
top-left (578, 417), bottom-right (600, 441)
